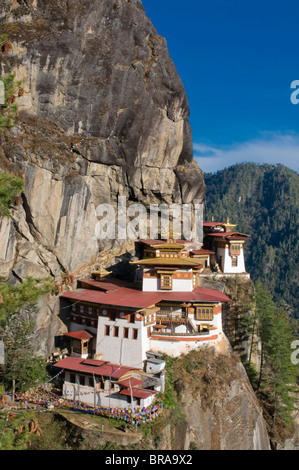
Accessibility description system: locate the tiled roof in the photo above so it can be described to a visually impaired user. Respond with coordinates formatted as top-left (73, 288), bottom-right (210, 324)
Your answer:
top-left (54, 357), bottom-right (140, 378)
top-left (161, 287), bottom-right (231, 303)
top-left (206, 231), bottom-right (249, 239)
top-left (132, 257), bottom-right (203, 267)
top-left (78, 278), bottom-right (132, 291)
top-left (64, 330), bottom-right (95, 340)
top-left (61, 284), bottom-right (230, 306)
top-left (203, 222), bottom-right (223, 227)
top-left (191, 248), bottom-right (215, 255)
top-left (118, 377), bottom-right (143, 388)
top-left (61, 277), bottom-right (231, 306)
top-left (61, 287), bottom-right (163, 309)
top-left (119, 388), bottom-right (157, 399)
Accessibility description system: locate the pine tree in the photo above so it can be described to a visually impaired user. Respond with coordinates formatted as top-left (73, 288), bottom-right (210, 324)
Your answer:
top-left (249, 282), bottom-right (298, 438)
top-left (0, 171), bottom-right (23, 218)
top-left (0, 277), bottom-right (54, 394)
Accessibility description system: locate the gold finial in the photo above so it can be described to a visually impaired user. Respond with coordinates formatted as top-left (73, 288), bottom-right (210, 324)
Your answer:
top-left (222, 217), bottom-right (237, 232)
top-left (212, 216), bottom-right (214, 221)
top-left (161, 225), bottom-right (180, 242)
top-left (91, 265), bottom-right (112, 280)
top-left (169, 225), bottom-right (174, 240)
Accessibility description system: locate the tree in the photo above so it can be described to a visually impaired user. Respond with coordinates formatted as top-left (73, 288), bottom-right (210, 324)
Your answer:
top-left (0, 171), bottom-right (24, 218)
top-left (246, 281), bottom-right (298, 439)
top-left (0, 277), bottom-right (54, 394)
top-left (0, 70), bottom-right (22, 132)
top-left (0, 276), bottom-right (54, 327)
top-left (0, 307), bottom-right (49, 395)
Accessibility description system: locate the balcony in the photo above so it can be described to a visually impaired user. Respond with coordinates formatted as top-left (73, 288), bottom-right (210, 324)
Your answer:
top-left (154, 313), bottom-right (212, 337)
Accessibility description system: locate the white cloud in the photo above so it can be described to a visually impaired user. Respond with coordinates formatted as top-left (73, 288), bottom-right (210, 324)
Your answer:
top-left (193, 132), bottom-right (299, 174)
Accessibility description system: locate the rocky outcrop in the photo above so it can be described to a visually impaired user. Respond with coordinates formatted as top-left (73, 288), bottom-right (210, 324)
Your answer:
top-left (0, 0), bottom-right (205, 355)
top-left (154, 337), bottom-right (270, 451)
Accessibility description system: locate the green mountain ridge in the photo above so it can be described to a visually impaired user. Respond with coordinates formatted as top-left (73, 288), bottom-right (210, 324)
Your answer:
top-left (204, 162), bottom-right (299, 319)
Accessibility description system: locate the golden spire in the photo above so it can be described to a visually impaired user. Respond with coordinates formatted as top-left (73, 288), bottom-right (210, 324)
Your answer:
top-left (91, 265), bottom-right (112, 280)
top-left (222, 217), bottom-right (237, 232)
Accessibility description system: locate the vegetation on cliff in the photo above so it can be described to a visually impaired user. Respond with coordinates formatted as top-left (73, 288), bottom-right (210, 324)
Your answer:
top-left (243, 281), bottom-right (298, 443)
top-left (0, 33), bottom-right (22, 132)
top-left (218, 275), bottom-right (297, 445)
top-left (0, 171), bottom-right (23, 218)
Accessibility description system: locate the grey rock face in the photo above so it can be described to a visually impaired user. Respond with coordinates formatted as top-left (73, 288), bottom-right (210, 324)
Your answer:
top-left (0, 0), bottom-right (206, 271)
top-left (0, 0), bottom-right (205, 355)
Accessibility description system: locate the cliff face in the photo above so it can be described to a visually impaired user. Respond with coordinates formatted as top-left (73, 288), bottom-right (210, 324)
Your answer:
top-left (0, 0), bottom-right (205, 275)
top-left (0, 0), bottom-right (205, 353)
top-left (158, 338), bottom-right (270, 451)
top-left (0, 1), bottom-right (272, 450)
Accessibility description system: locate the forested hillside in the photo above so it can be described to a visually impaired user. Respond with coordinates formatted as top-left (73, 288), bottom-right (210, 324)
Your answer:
top-left (204, 163), bottom-right (299, 319)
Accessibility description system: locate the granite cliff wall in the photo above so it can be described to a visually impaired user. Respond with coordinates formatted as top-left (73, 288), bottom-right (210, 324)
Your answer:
top-left (0, 0), bottom-right (272, 450)
top-left (0, 0), bottom-right (205, 353)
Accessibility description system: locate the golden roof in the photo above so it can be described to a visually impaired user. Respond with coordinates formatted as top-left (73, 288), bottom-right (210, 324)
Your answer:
top-left (150, 242), bottom-right (183, 250)
top-left (132, 257), bottom-right (203, 267)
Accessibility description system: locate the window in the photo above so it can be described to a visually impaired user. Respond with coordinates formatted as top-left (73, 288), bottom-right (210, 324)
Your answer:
top-left (79, 375), bottom-right (85, 386)
top-left (114, 326), bottom-right (119, 337)
top-left (70, 373), bottom-right (76, 384)
top-left (110, 312), bottom-right (116, 322)
top-left (132, 329), bottom-right (138, 340)
top-left (230, 244), bottom-right (240, 256)
top-left (159, 306), bottom-right (172, 314)
top-left (129, 313), bottom-right (135, 324)
top-left (123, 327), bottom-right (129, 339)
top-left (232, 257), bottom-right (238, 267)
top-left (195, 307), bottom-right (214, 321)
top-left (160, 274), bottom-right (173, 290)
top-left (72, 339), bottom-right (81, 354)
top-left (88, 377), bottom-right (94, 387)
top-left (104, 325), bottom-right (110, 336)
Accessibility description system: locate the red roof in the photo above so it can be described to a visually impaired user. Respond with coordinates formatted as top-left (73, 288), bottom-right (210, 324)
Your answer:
top-left (64, 330), bottom-right (94, 340)
top-left (191, 248), bottom-right (215, 255)
top-left (119, 388), bottom-right (157, 399)
top-left (79, 278), bottom-right (132, 291)
top-left (61, 277), bottom-right (231, 306)
top-left (61, 287), bottom-right (162, 309)
top-left (203, 222), bottom-right (223, 227)
top-left (161, 287), bottom-right (231, 303)
top-left (118, 377), bottom-right (143, 388)
top-left (206, 231), bottom-right (249, 239)
top-left (61, 285), bottom-right (230, 306)
top-left (54, 357), bottom-right (140, 378)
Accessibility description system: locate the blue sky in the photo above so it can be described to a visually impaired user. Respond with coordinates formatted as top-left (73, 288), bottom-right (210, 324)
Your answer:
top-left (141, 0), bottom-right (299, 173)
